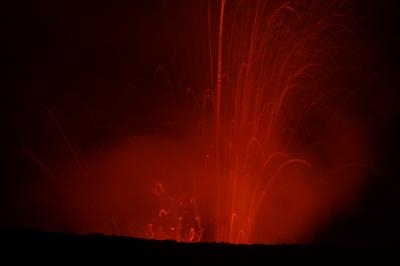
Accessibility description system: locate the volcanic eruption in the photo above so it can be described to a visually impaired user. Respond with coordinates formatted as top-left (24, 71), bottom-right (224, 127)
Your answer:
top-left (143, 0), bottom-right (369, 244)
top-left (7, 0), bottom-right (392, 246)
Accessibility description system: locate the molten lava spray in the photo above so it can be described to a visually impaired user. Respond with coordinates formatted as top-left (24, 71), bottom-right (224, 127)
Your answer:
top-left (145, 0), bottom-right (368, 244)
top-left (15, 0), bottom-right (372, 245)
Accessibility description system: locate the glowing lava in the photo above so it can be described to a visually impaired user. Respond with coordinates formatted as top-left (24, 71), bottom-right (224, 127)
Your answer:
top-left (145, 0), bottom-right (367, 244)
top-left (18, 0), bottom-right (371, 245)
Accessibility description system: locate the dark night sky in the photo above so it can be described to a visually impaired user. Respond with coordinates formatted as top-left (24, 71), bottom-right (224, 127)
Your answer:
top-left (6, 0), bottom-right (400, 245)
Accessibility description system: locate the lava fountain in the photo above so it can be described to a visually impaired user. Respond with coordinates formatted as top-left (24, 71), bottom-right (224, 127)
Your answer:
top-left (145, 0), bottom-right (368, 244)
top-left (16, 0), bottom-right (371, 245)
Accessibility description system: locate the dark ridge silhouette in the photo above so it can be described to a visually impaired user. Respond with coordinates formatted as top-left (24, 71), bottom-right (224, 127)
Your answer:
top-left (0, 227), bottom-right (390, 262)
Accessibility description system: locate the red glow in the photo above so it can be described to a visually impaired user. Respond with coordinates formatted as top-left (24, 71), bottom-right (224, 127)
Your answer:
top-left (142, 0), bottom-right (369, 243)
top-left (19, 0), bottom-right (372, 244)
